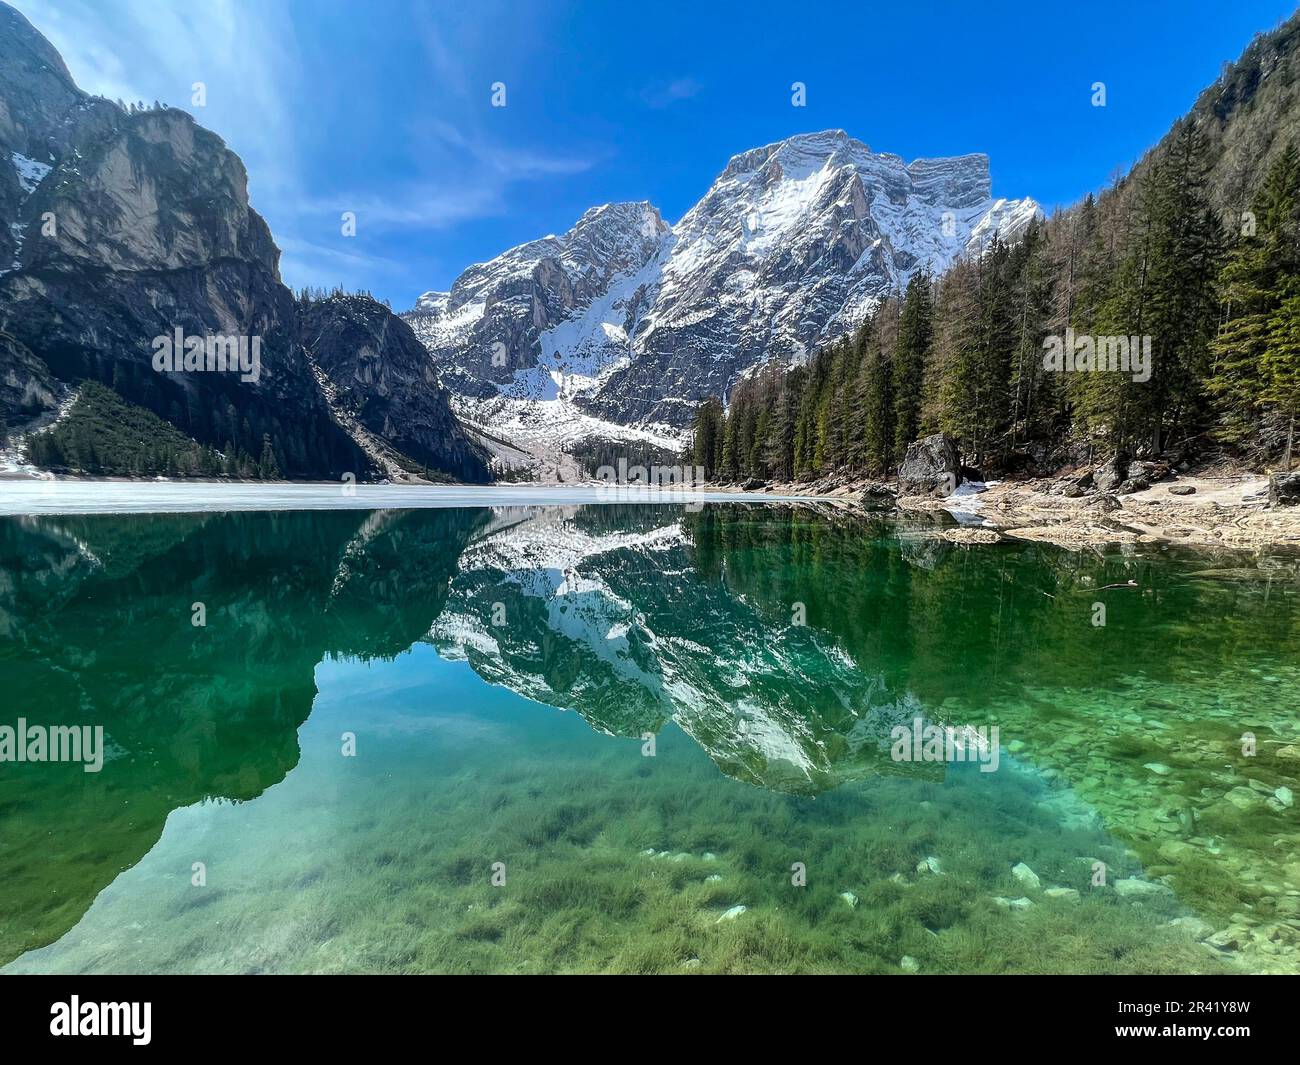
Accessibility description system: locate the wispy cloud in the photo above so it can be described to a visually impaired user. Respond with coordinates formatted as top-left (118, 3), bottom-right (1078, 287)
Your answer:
top-left (15, 0), bottom-right (302, 201)
top-left (13, 0), bottom-right (607, 301)
top-left (298, 184), bottom-right (504, 233)
top-left (294, 120), bottom-right (595, 235)
top-left (640, 77), bottom-right (702, 109)
top-left (274, 234), bottom-right (409, 292)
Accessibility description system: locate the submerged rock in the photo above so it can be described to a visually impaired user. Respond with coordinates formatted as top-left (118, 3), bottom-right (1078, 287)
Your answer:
top-left (716, 905), bottom-right (747, 923)
top-left (1044, 887), bottom-right (1081, 902)
top-left (1114, 878), bottom-right (1173, 899)
top-left (861, 483), bottom-right (899, 511)
top-left (900, 955), bottom-right (920, 973)
top-left (1224, 786), bottom-right (1264, 811)
top-left (1012, 862), bottom-right (1041, 890)
top-left (993, 896), bottom-right (1034, 911)
top-left (1206, 928), bottom-right (1242, 951)
top-left (839, 891), bottom-right (859, 908)
top-left (1169, 916), bottom-right (1214, 941)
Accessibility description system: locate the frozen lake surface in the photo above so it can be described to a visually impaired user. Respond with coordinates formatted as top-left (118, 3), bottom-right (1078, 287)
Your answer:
top-left (0, 479), bottom-right (812, 515)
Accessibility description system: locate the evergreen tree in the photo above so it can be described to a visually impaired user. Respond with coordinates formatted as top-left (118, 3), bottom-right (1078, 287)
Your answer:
top-left (892, 272), bottom-right (933, 459)
top-left (1208, 143), bottom-right (1300, 447)
top-left (1264, 289), bottom-right (1300, 469)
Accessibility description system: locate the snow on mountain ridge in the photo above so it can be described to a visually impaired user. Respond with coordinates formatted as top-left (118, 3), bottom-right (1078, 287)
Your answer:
top-left (405, 130), bottom-right (1040, 453)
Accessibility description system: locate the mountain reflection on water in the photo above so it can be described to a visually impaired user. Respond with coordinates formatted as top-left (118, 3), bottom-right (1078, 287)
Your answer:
top-left (2, 503), bottom-right (1298, 970)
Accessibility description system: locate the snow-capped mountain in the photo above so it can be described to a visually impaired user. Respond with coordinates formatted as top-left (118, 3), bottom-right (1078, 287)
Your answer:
top-left (405, 130), bottom-right (1039, 460)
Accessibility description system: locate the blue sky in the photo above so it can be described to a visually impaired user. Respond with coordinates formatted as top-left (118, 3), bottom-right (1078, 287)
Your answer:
top-left (16, 0), bottom-right (1300, 308)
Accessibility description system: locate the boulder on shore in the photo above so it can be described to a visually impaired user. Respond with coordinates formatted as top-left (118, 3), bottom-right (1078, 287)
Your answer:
top-left (898, 434), bottom-right (962, 497)
top-left (1092, 453), bottom-right (1130, 493)
top-left (1270, 471), bottom-right (1300, 507)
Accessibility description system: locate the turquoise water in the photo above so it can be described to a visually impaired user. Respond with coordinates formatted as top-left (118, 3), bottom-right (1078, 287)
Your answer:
top-left (1, 503), bottom-right (1297, 973)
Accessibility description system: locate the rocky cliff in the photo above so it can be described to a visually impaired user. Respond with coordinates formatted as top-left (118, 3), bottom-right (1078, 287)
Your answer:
top-left (0, 2), bottom-right (480, 482)
top-left (298, 293), bottom-right (489, 482)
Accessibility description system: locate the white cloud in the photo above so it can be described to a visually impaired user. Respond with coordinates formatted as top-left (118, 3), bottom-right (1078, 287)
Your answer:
top-left (12, 0), bottom-right (608, 301)
top-left (641, 77), bottom-right (702, 109)
top-left (15, 0), bottom-right (302, 202)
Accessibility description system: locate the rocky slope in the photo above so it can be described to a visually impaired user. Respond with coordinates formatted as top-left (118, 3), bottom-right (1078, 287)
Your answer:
top-left (406, 130), bottom-right (1039, 455)
top-left (0, 2), bottom-right (477, 482)
top-left (297, 293), bottom-right (489, 482)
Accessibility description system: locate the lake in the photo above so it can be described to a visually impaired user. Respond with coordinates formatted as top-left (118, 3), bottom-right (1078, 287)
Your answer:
top-left (1, 498), bottom-right (1297, 973)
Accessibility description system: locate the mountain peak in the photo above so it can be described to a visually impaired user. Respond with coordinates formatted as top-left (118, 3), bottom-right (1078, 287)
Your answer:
top-left (720, 129), bottom-right (866, 181)
top-left (406, 128), bottom-right (1038, 440)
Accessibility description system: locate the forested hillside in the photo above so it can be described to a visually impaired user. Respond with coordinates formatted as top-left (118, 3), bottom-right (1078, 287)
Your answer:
top-left (688, 13), bottom-right (1300, 484)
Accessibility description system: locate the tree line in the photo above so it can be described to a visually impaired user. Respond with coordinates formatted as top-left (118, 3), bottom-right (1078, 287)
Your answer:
top-left (26, 381), bottom-right (284, 479)
top-left (688, 122), bottom-right (1300, 483)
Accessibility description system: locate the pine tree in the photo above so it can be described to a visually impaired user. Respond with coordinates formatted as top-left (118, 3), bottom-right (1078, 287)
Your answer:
top-left (259, 433), bottom-right (281, 479)
top-left (1208, 143), bottom-right (1300, 448)
top-left (1105, 120), bottom-right (1223, 453)
top-left (690, 396), bottom-right (724, 477)
top-left (1264, 289), bottom-right (1300, 469)
top-left (892, 272), bottom-right (933, 459)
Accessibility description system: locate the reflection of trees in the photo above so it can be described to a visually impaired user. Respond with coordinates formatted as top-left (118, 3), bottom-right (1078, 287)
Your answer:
top-left (681, 503), bottom-right (1300, 708)
top-left (0, 507), bottom-right (486, 965)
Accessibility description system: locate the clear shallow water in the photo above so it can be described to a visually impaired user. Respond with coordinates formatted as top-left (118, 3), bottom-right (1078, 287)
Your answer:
top-left (1, 503), bottom-right (1297, 973)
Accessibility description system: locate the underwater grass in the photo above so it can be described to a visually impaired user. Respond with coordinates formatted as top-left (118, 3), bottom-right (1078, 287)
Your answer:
top-left (5, 700), bottom-right (1233, 975)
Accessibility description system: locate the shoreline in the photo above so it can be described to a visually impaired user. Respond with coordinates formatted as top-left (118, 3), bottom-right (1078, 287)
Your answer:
top-left (5, 471), bottom-right (1300, 552)
top-left (712, 472), bottom-right (1300, 553)
top-left (909, 475), bottom-right (1300, 553)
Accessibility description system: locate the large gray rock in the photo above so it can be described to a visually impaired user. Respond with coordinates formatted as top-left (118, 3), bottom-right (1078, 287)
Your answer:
top-left (1270, 471), bottom-right (1300, 507)
top-left (1092, 453), bottom-right (1130, 493)
top-left (898, 434), bottom-right (962, 496)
